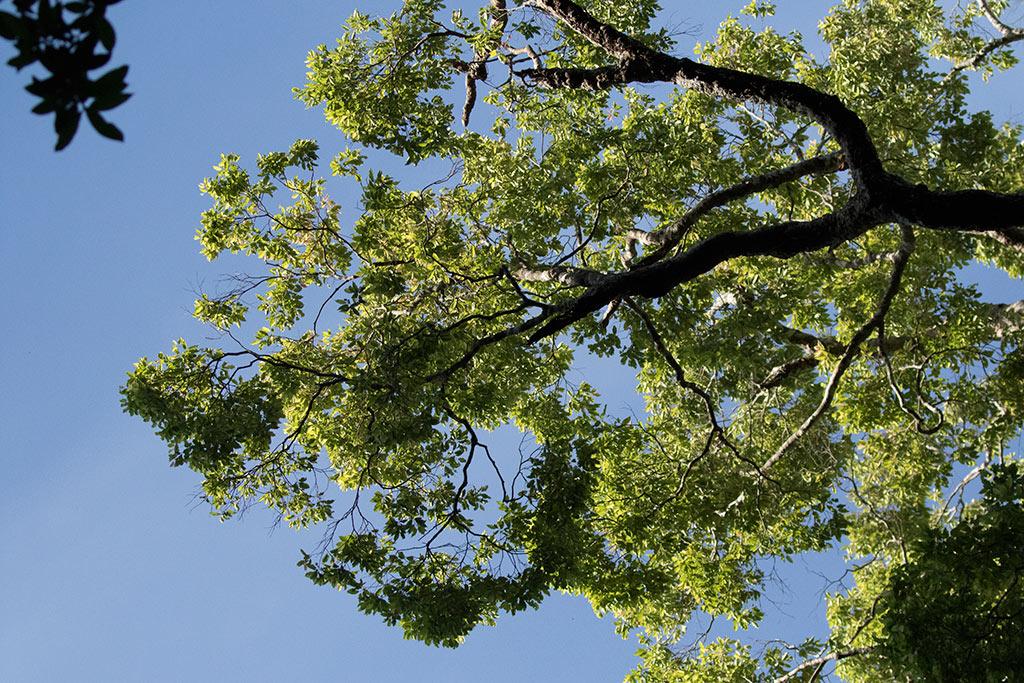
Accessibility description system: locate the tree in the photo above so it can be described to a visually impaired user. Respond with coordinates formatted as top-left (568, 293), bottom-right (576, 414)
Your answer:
top-left (122, 0), bottom-right (1024, 679)
top-left (1, 0), bottom-right (129, 149)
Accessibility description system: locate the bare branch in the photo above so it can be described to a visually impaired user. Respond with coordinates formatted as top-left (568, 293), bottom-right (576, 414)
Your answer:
top-left (979, 0), bottom-right (1017, 35)
top-left (625, 298), bottom-right (775, 482)
top-left (773, 647), bottom-right (872, 683)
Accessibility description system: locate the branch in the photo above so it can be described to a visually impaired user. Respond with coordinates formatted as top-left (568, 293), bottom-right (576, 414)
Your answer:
top-left (524, 0), bottom-right (651, 61)
top-left (625, 298), bottom-right (774, 483)
top-left (990, 299), bottom-right (1024, 337)
top-left (882, 178), bottom-right (1024, 232)
top-left (462, 0), bottom-right (508, 125)
top-left (513, 264), bottom-right (605, 287)
top-left (947, 0), bottom-right (1024, 77)
top-left (505, 43), bottom-right (542, 69)
top-left (528, 196), bottom-right (886, 342)
top-left (758, 354), bottom-right (818, 389)
top-left (433, 0), bottom-right (1024, 382)
top-left (427, 310), bottom-right (549, 381)
top-left (773, 647), bottom-right (872, 683)
top-left (525, 0), bottom-right (883, 182)
top-left (984, 226), bottom-right (1024, 252)
top-left (637, 152), bottom-right (846, 265)
top-left (979, 0), bottom-right (1017, 35)
top-left (950, 27), bottom-right (1024, 76)
top-left (522, 0), bottom-right (1024, 235)
top-left (812, 249), bottom-right (900, 270)
top-left (761, 225), bottom-right (915, 471)
top-left (940, 453), bottom-right (993, 519)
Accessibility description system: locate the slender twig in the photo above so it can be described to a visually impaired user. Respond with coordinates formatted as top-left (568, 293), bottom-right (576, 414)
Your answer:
top-left (762, 225), bottom-right (915, 471)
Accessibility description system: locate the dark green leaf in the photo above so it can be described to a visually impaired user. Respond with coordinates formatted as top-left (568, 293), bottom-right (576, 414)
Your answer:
top-left (31, 99), bottom-right (57, 115)
top-left (54, 108), bottom-right (81, 151)
top-left (91, 89), bottom-right (130, 111)
top-left (8, 50), bottom-right (37, 69)
top-left (95, 17), bottom-right (115, 51)
top-left (25, 76), bottom-right (56, 97)
top-left (0, 10), bottom-right (26, 40)
top-left (84, 50), bottom-right (112, 70)
top-left (86, 107), bottom-right (123, 141)
top-left (91, 64), bottom-right (128, 92)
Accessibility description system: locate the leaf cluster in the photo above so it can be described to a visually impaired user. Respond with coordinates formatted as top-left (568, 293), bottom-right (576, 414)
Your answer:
top-left (1, 0), bottom-right (128, 149)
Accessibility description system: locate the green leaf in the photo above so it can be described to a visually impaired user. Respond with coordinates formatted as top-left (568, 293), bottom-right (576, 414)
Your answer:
top-left (54, 108), bottom-right (81, 151)
top-left (94, 17), bottom-right (115, 51)
top-left (86, 107), bottom-right (123, 141)
top-left (90, 64), bottom-right (129, 94)
top-left (91, 89), bottom-right (131, 111)
top-left (0, 10), bottom-right (26, 40)
top-left (31, 99), bottom-right (56, 115)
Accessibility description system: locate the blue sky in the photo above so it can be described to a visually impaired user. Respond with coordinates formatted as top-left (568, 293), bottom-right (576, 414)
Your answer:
top-left (1, 2), bottom-right (1022, 681)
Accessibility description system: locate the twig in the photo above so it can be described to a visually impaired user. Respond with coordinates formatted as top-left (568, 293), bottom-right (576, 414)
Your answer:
top-left (762, 225), bottom-right (915, 471)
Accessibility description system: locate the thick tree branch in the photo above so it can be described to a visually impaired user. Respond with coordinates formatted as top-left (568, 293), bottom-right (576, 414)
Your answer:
top-left (433, 0), bottom-right (1024, 394)
top-left (984, 226), bottom-right (1024, 251)
top-left (524, 0), bottom-right (883, 182)
top-left (514, 264), bottom-right (605, 287)
top-left (758, 355), bottom-right (818, 389)
top-left (637, 152), bottom-right (845, 265)
top-left (522, 0), bottom-right (1024, 235)
top-left (528, 197), bottom-right (887, 342)
top-left (881, 178), bottom-right (1024, 232)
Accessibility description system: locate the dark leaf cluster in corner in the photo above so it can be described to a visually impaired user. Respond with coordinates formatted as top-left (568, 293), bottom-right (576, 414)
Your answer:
top-left (0, 0), bottom-right (129, 149)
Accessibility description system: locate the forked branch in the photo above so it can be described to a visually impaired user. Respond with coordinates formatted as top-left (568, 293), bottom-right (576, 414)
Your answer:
top-left (761, 225), bottom-right (916, 471)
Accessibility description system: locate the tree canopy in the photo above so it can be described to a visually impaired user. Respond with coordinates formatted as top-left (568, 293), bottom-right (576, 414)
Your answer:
top-left (122, 1), bottom-right (1024, 679)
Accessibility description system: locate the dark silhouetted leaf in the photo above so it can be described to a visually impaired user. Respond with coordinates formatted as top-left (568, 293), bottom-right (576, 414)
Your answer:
top-left (86, 107), bottom-right (123, 141)
top-left (54, 107), bottom-right (81, 151)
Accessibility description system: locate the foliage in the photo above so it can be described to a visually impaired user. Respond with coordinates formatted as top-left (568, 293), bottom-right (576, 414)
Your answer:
top-left (123, 0), bottom-right (1024, 679)
top-left (0, 0), bottom-right (128, 149)
top-left (875, 461), bottom-right (1024, 681)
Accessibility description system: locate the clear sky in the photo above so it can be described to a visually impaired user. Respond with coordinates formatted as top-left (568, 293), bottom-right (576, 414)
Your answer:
top-left (1, 2), bottom-right (1022, 681)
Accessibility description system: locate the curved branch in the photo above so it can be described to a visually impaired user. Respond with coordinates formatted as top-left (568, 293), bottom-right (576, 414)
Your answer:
top-left (761, 225), bottom-right (916, 471)
top-left (625, 298), bottom-right (774, 483)
top-left (979, 0), bottom-right (1017, 36)
top-left (462, 0), bottom-right (508, 125)
top-left (949, 1), bottom-right (1024, 76)
top-left (522, 0), bottom-right (1024, 235)
top-left (524, 0), bottom-right (883, 182)
top-left (637, 152), bottom-right (845, 265)
top-left (528, 196), bottom-right (887, 342)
